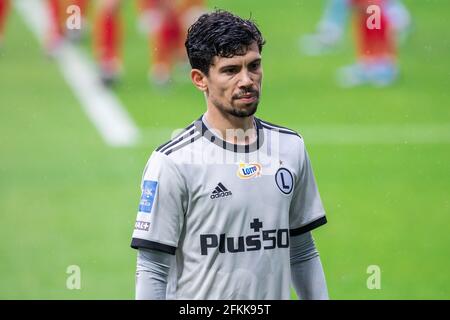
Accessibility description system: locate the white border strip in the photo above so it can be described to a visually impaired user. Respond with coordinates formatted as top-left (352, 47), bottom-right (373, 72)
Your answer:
top-left (297, 124), bottom-right (450, 145)
top-left (15, 0), bottom-right (139, 147)
top-left (140, 124), bottom-right (450, 146)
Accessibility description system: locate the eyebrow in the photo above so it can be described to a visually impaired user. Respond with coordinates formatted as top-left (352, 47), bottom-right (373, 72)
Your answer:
top-left (218, 58), bottom-right (262, 71)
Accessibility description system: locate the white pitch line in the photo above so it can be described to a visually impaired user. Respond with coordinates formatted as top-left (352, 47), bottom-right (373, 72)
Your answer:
top-left (297, 124), bottom-right (450, 145)
top-left (15, 0), bottom-right (139, 147)
top-left (140, 124), bottom-right (450, 146)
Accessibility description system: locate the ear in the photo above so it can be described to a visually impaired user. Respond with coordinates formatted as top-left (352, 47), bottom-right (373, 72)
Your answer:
top-left (190, 69), bottom-right (208, 92)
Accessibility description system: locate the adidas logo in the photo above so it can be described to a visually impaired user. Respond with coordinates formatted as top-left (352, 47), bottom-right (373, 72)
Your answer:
top-left (210, 182), bottom-right (232, 199)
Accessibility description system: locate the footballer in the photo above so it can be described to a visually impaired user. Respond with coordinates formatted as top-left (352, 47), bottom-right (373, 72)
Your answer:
top-left (131, 10), bottom-right (329, 300)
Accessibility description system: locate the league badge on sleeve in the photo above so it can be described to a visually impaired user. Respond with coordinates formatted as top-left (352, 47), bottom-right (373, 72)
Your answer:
top-left (139, 180), bottom-right (158, 213)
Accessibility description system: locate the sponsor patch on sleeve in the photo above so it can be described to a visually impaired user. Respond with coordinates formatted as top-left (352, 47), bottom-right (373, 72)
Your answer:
top-left (134, 221), bottom-right (150, 231)
top-left (139, 180), bottom-right (158, 213)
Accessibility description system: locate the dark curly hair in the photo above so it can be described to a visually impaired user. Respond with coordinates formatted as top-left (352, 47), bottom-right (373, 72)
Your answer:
top-left (185, 10), bottom-right (266, 75)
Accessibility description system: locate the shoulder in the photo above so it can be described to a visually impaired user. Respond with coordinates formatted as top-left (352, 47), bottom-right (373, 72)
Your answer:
top-left (257, 118), bottom-right (307, 166)
top-left (257, 118), bottom-right (303, 140)
top-left (154, 120), bottom-right (203, 157)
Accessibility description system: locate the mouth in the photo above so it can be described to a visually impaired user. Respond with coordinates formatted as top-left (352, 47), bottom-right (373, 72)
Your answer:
top-left (235, 93), bottom-right (258, 103)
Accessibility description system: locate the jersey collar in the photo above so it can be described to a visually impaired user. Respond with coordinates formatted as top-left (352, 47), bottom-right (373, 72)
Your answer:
top-left (197, 114), bottom-right (265, 153)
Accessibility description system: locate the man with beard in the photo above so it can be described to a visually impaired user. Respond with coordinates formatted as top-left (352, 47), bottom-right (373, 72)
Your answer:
top-left (131, 10), bottom-right (329, 300)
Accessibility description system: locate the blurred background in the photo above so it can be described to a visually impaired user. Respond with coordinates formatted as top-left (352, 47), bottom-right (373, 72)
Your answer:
top-left (0, 0), bottom-right (449, 299)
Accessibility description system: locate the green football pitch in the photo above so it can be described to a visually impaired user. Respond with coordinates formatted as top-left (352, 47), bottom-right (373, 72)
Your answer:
top-left (0, 0), bottom-right (449, 299)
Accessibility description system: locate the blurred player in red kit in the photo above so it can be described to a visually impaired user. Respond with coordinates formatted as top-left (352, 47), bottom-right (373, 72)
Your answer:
top-left (137, 0), bottom-right (206, 86)
top-left (24, 0), bottom-right (118, 84)
top-left (301, 0), bottom-right (411, 87)
top-left (338, 0), bottom-right (398, 87)
top-left (93, 0), bottom-right (122, 85)
top-left (0, 0), bottom-right (8, 48)
top-left (46, 0), bottom-right (88, 56)
top-left (93, 0), bottom-right (205, 86)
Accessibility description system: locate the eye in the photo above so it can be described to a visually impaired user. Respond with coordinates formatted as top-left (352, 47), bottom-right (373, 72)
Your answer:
top-left (223, 67), bottom-right (238, 75)
top-left (250, 61), bottom-right (261, 71)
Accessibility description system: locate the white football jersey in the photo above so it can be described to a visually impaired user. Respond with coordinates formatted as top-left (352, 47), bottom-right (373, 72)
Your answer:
top-left (131, 114), bottom-right (327, 299)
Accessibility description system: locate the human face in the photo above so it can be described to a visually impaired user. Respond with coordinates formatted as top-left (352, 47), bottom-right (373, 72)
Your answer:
top-left (205, 42), bottom-right (263, 118)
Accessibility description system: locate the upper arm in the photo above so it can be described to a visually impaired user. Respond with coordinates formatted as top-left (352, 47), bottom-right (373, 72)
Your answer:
top-left (131, 151), bottom-right (187, 255)
top-left (289, 141), bottom-right (327, 236)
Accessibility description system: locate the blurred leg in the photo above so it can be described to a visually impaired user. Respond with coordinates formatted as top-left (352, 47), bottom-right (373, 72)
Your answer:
top-left (73, 0), bottom-right (88, 15)
top-left (136, 0), bottom-right (163, 35)
top-left (138, 0), bottom-right (159, 14)
top-left (300, 0), bottom-right (350, 55)
top-left (65, 0), bottom-right (90, 42)
top-left (176, 0), bottom-right (206, 59)
top-left (150, 0), bottom-right (182, 85)
top-left (94, 0), bottom-right (122, 85)
top-left (385, 0), bottom-right (412, 44)
top-left (177, 0), bottom-right (205, 28)
top-left (325, 0), bottom-right (350, 25)
top-left (338, 0), bottom-right (397, 87)
top-left (0, 0), bottom-right (9, 44)
top-left (353, 0), bottom-right (395, 62)
top-left (46, 0), bottom-right (65, 56)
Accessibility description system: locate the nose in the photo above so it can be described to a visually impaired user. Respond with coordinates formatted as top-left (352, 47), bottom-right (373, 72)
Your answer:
top-left (238, 70), bottom-right (254, 88)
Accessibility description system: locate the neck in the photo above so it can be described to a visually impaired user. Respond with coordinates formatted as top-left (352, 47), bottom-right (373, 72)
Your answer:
top-left (204, 106), bottom-right (257, 145)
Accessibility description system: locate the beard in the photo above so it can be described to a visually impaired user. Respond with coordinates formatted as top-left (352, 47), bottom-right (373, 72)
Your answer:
top-left (212, 89), bottom-right (260, 118)
top-left (228, 102), bottom-right (258, 117)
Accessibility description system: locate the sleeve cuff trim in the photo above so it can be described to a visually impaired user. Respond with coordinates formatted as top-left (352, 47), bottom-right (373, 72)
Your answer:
top-left (130, 238), bottom-right (177, 255)
top-left (290, 216), bottom-right (327, 236)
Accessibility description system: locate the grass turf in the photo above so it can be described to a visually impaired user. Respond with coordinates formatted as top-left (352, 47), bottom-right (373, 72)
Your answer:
top-left (0, 0), bottom-right (449, 299)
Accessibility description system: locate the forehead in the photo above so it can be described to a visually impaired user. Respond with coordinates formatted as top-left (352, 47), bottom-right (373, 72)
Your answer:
top-left (211, 42), bottom-right (261, 68)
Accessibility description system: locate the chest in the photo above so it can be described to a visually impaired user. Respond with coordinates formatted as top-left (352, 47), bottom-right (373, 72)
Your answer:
top-left (182, 161), bottom-right (297, 230)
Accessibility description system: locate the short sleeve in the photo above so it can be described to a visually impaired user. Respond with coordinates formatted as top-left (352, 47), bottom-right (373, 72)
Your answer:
top-left (289, 143), bottom-right (327, 236)
top-left (131, 151), bottom-right (187, 254)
